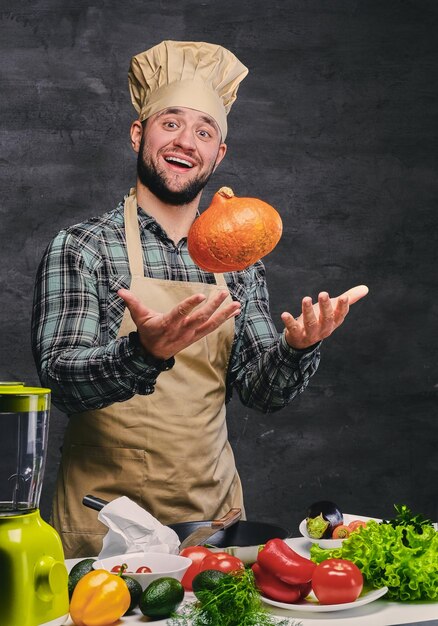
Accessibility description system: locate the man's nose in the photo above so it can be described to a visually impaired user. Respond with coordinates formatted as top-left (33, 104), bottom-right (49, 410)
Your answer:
top-left (173, 126), bottom-right (196, 151)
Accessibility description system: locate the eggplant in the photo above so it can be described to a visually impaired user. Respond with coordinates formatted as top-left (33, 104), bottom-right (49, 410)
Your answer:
top-left (306, 500), bottom-right (343, 539)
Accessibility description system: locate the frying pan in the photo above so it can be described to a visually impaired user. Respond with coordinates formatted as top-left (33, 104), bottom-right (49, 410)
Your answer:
top-left (83, 494), bottom-right (288, 548)
top-left (169, 519), bottom-right (288, 547)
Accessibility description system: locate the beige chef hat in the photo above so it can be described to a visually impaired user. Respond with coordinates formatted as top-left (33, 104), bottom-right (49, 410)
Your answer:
top-left (128, 40), bottom-right (248, 140)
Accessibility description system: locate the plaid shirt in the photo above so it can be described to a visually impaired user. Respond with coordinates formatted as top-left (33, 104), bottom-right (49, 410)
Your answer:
top-left (31, 197), bottom-right (320, 414)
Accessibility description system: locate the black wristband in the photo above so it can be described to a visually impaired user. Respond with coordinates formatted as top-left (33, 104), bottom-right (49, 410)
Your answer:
top-left (128, 332), bottom-right (175, 371)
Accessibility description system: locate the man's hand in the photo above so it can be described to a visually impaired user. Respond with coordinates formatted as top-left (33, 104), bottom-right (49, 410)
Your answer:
top-left (118, 288), bottom-right (241, 360)
top-left (281, 284), bottom-right (369, 350)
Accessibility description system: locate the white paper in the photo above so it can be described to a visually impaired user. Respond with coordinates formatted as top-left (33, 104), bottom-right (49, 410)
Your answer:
top-left (97, 496), bottom-right (180, 558)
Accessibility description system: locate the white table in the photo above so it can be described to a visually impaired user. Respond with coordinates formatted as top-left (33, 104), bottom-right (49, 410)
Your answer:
top-left (64, 537), bottom-right (438, 626)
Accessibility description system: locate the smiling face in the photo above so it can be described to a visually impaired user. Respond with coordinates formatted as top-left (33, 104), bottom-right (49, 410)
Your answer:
top-left (134, 107), bottom-right (227, 206)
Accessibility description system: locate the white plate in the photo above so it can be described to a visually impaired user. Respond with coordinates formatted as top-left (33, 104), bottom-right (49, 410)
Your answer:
top-left (299, 513), bottom-right (380, 548)
top-left (262, 586), bottom-right (389, 612)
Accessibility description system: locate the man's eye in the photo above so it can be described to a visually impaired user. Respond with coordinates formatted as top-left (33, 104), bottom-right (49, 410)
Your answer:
top-left (164, 121), bottom-right (178, 129)
top-left (198, 130), bottom-right (211, 138)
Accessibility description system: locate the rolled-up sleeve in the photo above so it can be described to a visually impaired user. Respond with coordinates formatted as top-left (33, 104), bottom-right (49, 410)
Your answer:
top-left (31, 232), bottom-right (163, 414)
top-left (227, 264), bottom-right (320, 413)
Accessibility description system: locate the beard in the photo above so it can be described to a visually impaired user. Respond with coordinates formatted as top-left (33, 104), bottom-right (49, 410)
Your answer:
top-left (137, 135), bottom-right (217, 206)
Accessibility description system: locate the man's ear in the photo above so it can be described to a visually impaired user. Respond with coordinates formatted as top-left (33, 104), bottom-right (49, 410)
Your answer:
top-left (130, 120), bottom-right (143, 153)
top-left (213, 143), bottom-right (227, 171)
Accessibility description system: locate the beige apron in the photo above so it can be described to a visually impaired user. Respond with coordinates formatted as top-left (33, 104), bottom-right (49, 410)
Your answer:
top-left (52, 190), bottom-right (244, 558)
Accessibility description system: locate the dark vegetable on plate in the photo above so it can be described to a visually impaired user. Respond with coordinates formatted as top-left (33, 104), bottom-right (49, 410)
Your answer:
top-left (306, 501), bottom-right (343, 539)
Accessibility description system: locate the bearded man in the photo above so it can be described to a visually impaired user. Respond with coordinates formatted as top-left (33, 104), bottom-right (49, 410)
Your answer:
top-left (32, 40), bottom-right (367, 558)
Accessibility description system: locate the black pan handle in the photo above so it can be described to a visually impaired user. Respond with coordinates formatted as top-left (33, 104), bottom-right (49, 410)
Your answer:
top-left (83, 494), bottom-right (109, 511)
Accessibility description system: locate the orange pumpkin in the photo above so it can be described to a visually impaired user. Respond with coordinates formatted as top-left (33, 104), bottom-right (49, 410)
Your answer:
top-left (187, 187), bottom-right (283, 272)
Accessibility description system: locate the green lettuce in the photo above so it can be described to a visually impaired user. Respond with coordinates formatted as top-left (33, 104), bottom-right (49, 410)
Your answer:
top-left (310, 519), bottom-right (438, 601)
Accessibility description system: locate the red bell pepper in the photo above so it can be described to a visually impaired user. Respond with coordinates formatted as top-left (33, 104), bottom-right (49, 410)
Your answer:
top-left (257, 538), bottom-right (316, 585)
top-left (252, 562), bottom-right (302, 603)
top-left (298, 579), bottom-right (312, 599)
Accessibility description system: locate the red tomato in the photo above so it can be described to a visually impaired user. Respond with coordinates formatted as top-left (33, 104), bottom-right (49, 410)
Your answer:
top-left (136, 566), bottom-right (152, 573)
top-left (348, 520), bottom-right (367, 532)
top-left (199, 552), bottom-right (245, 574)
top-left (110, 565), bottom-right (124, 573)
top-left (332, 524), bottom-right (350, 539)
top-left (312, 559), bottom-right (363, 605)
top-left (179, 546), bottom-right (213, 591)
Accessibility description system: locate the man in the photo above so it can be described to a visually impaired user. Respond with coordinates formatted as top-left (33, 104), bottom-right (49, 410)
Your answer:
top-left (32, 40), bottom-right (368, 558)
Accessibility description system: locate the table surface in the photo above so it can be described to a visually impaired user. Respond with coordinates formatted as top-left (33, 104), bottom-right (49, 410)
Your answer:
top-left (64, 537), bottom-right (438, 626)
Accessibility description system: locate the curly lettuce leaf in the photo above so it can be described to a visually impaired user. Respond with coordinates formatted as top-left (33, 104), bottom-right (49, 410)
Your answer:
top-left (310, 520), bottom-right (438, 601)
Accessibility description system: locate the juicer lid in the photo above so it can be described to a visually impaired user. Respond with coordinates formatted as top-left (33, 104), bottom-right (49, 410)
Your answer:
top-left (0, 382), bottom-right (51, 412)
top-left (0, 382), bottom-right (50, 393)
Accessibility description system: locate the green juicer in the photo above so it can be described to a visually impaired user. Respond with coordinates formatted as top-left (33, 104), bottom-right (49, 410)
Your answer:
top-left (0, 383), bottom-right (69, 626)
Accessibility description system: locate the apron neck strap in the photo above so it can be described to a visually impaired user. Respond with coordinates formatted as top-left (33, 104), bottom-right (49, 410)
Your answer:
top-left (214, 272), bottom-right (227, 286)
top-left (124, 188), bottom-right (145, 277)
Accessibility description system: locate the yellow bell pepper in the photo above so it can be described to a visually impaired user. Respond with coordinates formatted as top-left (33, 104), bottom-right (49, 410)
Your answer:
top-left (69, 568), bottom-right (130, 626)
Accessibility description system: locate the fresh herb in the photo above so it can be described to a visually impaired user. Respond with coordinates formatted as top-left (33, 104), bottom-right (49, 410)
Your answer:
top-left (381, 503), bottom-right (433, 532)
top-left (168, 568), bottom-right (301, 626)
top-left (310, 505), bottom-right (438, 601)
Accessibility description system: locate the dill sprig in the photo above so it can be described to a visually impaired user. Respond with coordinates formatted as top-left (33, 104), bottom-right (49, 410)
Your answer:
top-left (167, 568), bottom-right (301, 626)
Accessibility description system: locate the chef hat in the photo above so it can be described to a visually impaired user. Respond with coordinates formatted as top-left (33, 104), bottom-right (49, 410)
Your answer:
top-left (128, 40), bottom-right (248, 140)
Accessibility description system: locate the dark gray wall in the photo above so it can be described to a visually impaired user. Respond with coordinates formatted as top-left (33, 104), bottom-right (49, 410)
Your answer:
top-left (1, 0), bottom-right (437, 535)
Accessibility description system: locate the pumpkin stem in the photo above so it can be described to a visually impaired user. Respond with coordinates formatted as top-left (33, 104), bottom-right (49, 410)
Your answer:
top-left (217, 186), bottom-right (234, 199)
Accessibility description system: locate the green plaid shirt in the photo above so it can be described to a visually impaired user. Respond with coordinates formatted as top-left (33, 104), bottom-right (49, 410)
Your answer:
top-left (31, 197), bottom-right (320, 414)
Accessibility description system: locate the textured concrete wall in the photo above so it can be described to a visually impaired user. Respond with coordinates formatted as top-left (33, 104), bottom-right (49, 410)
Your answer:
top-left (1, 0), bottom-right (437, 533)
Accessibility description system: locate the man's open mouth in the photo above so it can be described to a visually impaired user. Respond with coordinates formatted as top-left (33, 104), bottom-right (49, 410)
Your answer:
top-left (164, 156), bottom-right (194, 169)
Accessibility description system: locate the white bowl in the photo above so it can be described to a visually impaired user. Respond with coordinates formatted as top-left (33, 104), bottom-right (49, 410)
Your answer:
top-left (93, 551), bottom-right (191, 590)
top-left (299, 513), bottom-right (376, 549)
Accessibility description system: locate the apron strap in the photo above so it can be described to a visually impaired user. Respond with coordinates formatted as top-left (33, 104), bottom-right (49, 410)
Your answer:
top-left (214, 272), bottom-right (227, 287)
top-left (124, 188), bottom-right (145, 277)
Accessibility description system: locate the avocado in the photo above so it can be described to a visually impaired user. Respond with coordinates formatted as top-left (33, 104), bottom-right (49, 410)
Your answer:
top-left (122, 575), bottom-right (143, 613)
top-left (68, 558), bottom-right (97, 599)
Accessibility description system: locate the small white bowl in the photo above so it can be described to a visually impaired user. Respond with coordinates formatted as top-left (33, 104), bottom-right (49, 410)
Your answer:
top-left (299, 513), bottom-right (375, 549)
top-left (93, 551), bottom-right (191, 590)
